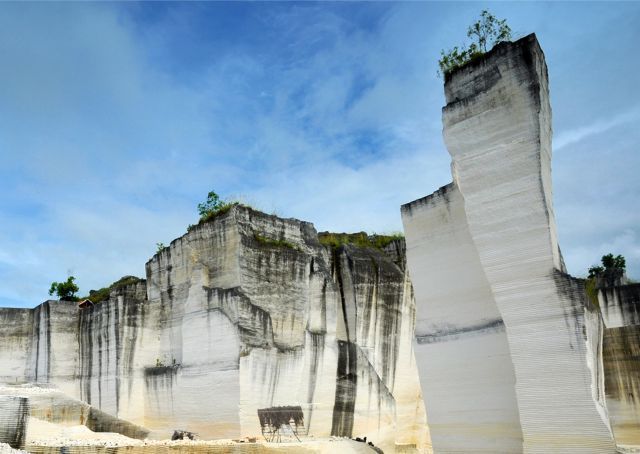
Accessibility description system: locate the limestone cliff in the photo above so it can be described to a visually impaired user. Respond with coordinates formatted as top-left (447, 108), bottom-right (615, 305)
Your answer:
top-left (402, 34), bottom-right (616, 452)
top-left (600, 283), bottom-right (640, 446)
top-left (0, 206), bottom-right (428, 453)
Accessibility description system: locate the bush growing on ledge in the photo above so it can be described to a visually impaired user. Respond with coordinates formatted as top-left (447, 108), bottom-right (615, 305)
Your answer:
top-left (586, 253), bottom-right (627, 307)
top-left (588, 253), bottom-right (626, 281)
top-left (84, 275), bottom-right (143, 304)
top-left (253, 233), bottom-right (300, 251)
top-left (49, 276), bottom-right (79, 301)
top-left (318, 232), bottom-right (404, 251)
top-left (197, 190), bottom-right (237, 223)
top-left (438, 10), bottom-right (512, 77)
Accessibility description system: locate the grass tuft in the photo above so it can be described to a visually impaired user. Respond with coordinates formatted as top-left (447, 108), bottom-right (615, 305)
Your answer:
top-left (253, 233), bottom-right (300, 251)
top-left (83, 275), bottom-right (143, 304)
top-left (198, 202), bottom-right (238, 224)
top-left (318, 231), bottom-right (404, 251)
top-left (585, 277), bottom-right (600, 309)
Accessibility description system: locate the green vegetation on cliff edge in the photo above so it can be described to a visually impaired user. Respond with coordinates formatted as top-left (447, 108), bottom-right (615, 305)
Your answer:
top-left (197, 190), bottom-right (238, 224)
top-left (318, 232), bottom-right (404, 251)
top-left (49, 276), bottom-right (79, 301)
top-left (438, 10), bottom-right (512, 77)
top-left (84, 275), bottom-right (143, 304)
top-left (585, 253), bottom-right (627, 308)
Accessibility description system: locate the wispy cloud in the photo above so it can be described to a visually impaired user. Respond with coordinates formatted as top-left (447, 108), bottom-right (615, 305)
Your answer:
top-left (0, 3), bottom-right (451, 307)
top-left (1, 2), bottom-right (639, 306)
top-left (554, 107), bottom-right (640, 151)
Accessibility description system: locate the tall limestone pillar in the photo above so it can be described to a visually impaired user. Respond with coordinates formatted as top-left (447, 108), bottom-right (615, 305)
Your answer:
top-left (403, 33), bottom-right (616, 453)
top-left (402, 183), bottom-right (523, 452)
top-left (442, 34), bottom-right (614, 452)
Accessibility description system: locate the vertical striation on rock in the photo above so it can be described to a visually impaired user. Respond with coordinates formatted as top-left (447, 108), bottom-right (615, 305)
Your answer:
top-left (0, 205), bottom-right (428, 452)
top-left (0, 396), bottom-right (29, 449)
top-left (77, 281), bottom-right (148, 424)
top-left (600, 283), bottom-right (640, 445)
top-left (599, 283), bottom-right (640, 329)
top-left (0, 309), bottom-right (33, 384)
top-left (402, 183), bottom-right (523, 452)
top-left (403, 33), bottom-right (616, 452)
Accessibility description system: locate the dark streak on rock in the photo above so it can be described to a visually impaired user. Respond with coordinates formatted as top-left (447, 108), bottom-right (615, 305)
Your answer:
top-left (0, 396), bottom-right (29, 449)
top-left (416, 318), bottom-right (505, 344)
top-left (553, 269), bottom-right (594, 346)
top-left (333, 247), bottom-right (351, 342)
top-left (33, 305), bottom-right (41, 381)
top-left (331, 340), bottom-right (357, 437)
top-left (305, 332), bottom-right (325, 432)
top-left (604, 325), bottom-right (640, 406)
top-left (45, 302), bottom-right (51, 380)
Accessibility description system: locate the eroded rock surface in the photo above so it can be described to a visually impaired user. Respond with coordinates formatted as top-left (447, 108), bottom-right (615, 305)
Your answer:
top-left (402, 34), bottom-right (616, 452)
top-left (0, 396), bottom-right (28, 449)
top-left (601, 283), bottom-right (640, 445)
top-left (0, 206), bottom-right (428, 452)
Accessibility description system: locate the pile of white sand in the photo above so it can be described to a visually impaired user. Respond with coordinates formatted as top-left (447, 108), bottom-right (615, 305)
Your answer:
top-left (0, 384), bottom-right (57, 397)
top-left (0, 443), bottom-right (27, 454)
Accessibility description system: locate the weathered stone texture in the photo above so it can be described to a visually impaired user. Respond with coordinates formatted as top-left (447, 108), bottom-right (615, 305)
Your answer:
top-left (402, 183), bottom-right (522, 453)
top-left (600, 283), bottom-right (640, 329)
top-left (601, 283), bottom-right (640, 445)
top-left (0, 396), bottom-right (29, 449)
top-left (0, 309), bottom-right (33, 383)
top-left (403, 34), bottom-right (616, 452)
top-left (0, 206), bottom-right (427, 452)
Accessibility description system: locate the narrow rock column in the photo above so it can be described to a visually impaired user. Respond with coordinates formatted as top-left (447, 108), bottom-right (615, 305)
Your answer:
top-left (402, 184), bottom-right (523, 452)
top-left (0, 396), bottom-right (29, 449)
top-left (442, 34), bottom-right (614, 452)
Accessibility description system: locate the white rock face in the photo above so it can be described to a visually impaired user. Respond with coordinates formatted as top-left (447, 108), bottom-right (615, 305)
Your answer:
top-left (0, 206), bottom-right (428, 452)
top-left (599, 282), bottom-right (640, 329)
top-left (402, 183), bottom-right (522, 452)
top-left (402, 34), bottom-right (615, 453)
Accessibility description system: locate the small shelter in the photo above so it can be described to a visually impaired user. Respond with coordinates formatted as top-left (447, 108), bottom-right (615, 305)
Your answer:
top-left (77, 299), bottom-right (94, 309)
top-left (257, 406), bottom-right (304, 442)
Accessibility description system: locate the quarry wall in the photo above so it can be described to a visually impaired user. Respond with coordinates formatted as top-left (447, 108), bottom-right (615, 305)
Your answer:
top-left (2, 32), bottom-right (639, 454)
top-left (0, 206), bottom-right (428, 453)
top-left (402, 34), bottom-right (616, 453)
top-left (600, 283), bottom-right (640, 446)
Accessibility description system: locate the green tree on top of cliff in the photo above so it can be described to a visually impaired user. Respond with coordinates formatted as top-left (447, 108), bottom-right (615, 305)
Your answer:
top-left (49, 276), bottom-right (79, 301)
top-left (586, 253), bottom-right (627, 306)
top-left (197, 190), bottom-right (237, 223)
top-left (588, 253), bottom-right (626, 279)
top-left (197, 191), bottom-right (224, 218)
top-left (438, 10), bottom-right (512, 77)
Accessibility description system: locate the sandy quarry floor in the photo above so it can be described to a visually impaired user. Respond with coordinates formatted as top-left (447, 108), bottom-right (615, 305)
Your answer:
top-left (618, 446), bottom-right (640, 454)
top-left (26, 431), bottom-right (378, 453)
top-left (26, 418), bottom-right (377, 453)
top-left (6, 384), bottom-right (638, 453)
top-left (0, 444), bottom-right (27, 454)
top-left (26, 418), bottom-right (378, 451)
top-left (2, 385), bottom-right (380, 453)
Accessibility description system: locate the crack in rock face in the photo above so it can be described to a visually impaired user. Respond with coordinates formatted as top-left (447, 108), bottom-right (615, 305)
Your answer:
top-left (0, 205), bottom-right (427, 452)
top-left (403, 34), bottom-right (618, 453)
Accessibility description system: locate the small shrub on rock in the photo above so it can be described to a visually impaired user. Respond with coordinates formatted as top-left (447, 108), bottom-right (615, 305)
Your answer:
top-left (438, 10), bottom-right (512, 77)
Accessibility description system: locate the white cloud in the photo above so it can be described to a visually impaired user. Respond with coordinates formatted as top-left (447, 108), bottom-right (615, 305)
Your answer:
top-left (1, 2), bottom-right (639, 307)
top-left (554, 107), bottom-right (640, 151)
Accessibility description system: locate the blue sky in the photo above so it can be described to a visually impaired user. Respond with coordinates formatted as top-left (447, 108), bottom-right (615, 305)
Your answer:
top-left (1, 2), bottom-right (639, 308)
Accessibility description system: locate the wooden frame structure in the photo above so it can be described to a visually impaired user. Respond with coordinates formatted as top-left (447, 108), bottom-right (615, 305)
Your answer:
top-left (257, 405), bottom-right (304, 442)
